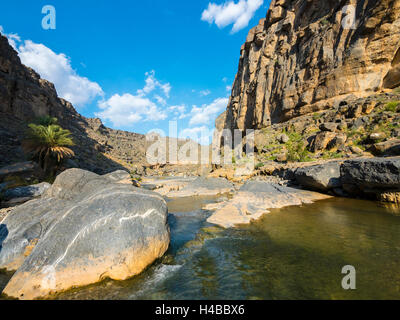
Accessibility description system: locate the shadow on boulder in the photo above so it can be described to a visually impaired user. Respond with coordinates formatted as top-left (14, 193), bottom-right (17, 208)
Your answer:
top-left (0, 224), bottom-right (8, 254)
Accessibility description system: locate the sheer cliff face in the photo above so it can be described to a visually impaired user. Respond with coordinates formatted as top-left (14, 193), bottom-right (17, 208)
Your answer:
top-left (224, 0), bottom-right (400, 131)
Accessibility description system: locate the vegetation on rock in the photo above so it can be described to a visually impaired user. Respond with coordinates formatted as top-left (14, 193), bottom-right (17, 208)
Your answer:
top-left (22, 119), bottom-right (75, 176)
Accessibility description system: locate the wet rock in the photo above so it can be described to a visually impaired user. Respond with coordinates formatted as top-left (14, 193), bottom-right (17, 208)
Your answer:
top-left (205, 181), bottom-right (331, 228)
top-left (295, 162), bottom-right (342, 192)
top-left (0, 169), bottom-right (170, 300)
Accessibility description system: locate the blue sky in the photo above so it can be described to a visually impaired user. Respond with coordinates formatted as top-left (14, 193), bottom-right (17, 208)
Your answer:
top-left (0, 0), bottom-right (271, 143)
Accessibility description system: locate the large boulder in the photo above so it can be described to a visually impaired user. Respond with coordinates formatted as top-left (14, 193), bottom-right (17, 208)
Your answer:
top-left (295, 162), bottom-right (342, 192)
top-left (341, 157), bottom-right (400, 194)
top-left (0, 169), bottom-right (170, 299)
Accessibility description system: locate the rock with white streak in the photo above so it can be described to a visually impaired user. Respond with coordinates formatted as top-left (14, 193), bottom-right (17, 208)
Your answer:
top-left (0, 168), bottom-right (169, 300)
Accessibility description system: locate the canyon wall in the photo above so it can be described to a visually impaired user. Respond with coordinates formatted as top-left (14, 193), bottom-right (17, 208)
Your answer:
top-left (0, 33), bottom-right (146, 172)
top-left (223, 0), bottom-right (400, 131)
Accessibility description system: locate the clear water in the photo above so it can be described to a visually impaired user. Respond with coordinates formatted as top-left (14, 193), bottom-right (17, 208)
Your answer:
top-left (2, 196), bottom-right (400, 300)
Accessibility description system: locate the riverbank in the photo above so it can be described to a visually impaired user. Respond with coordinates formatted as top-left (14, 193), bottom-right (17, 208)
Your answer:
top-left (0, 155), bottom-right (399, 299)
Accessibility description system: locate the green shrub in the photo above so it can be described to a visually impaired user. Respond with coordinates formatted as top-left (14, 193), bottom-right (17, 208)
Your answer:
top-left (312, 112), bottom-right (322, 121)
top-left (255, 162), bottom-right (264, 169)
top-left (283, 128), bottom-right (312, 162)
top-left (385, 101), bottom-right (400, 112)
top-left (393, 86), bottom-right (400, 94)
top-left (35, 116), bottom-right (59, 126)
top-left (322, 151), bottom-right (344, 160)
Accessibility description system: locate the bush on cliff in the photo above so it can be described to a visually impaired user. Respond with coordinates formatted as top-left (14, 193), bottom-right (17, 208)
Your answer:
top-left (22, 122), bottom-right (75, 176)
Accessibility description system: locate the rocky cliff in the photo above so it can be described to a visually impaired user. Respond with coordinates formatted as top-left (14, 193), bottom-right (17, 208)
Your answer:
top-left (0, 33), bottom-right (206, 177)
top-left (0, 33), bottom-right (148, 174)
top-left (223, 0), bottom-right (400, 131)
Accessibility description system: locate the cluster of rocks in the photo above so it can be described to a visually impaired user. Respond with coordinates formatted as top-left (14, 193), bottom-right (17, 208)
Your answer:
top-left (253, 93), bottom-right (400, 163)
top-left (0, 169), bottom-right (170, 299)
top-left (294, 157), bottom-right (400, 202)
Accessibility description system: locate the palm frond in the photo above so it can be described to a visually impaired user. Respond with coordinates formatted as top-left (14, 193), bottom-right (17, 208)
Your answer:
top-left (22, 123), bottom-right (75, 171)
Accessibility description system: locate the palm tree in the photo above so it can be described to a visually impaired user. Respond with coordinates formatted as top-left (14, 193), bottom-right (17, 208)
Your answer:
top-left (35, 115), bottom-right (59, 126)
top-left (22, 123), bottom-right (75, 175)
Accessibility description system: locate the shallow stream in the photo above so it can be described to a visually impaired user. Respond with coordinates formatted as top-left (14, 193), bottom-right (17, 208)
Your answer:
top-left (48, 196), bottom-right (400, 300)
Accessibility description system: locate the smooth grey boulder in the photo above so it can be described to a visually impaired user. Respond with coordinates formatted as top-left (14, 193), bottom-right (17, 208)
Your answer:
top-left (341, 157), bottom-right (400, 192)
top-left (102, 170), bottom-right (131, 183)
top-left (3, 183), bottom-right (51, 201)
top-left (0, 168), bottom-right (170, 300)
top-left (295, 162), bottom-right (342, 191)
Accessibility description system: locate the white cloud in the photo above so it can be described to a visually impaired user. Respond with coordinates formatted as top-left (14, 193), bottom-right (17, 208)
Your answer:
top-left (1, 28), bottom-right (104, 108)
top-left (200, 89), bottom-right (211, 97)
top-left (226, 85), bottom-right (232, 91)
top-left (169, 105), bottom-right (188, 119)
top-left (96, 93), bottom-right (167, 127)
top-left (137, 70), bottom-right (171, 98)
top-left (201, 0), bottom-right (263, 33)
top-left (189, 97), bottom-right (229, 126)
top-left (155, 95), bottom-right (167, 106)
top-left (96, 71), bottom-right (171, 127)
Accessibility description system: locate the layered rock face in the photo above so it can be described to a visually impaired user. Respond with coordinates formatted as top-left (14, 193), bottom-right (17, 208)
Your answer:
top-left (223, 0), bottom-right (400, 131)
top-left (0, 169), bottom-right (170, 299)
top-left (0, 33), bottom-right (147, 173)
